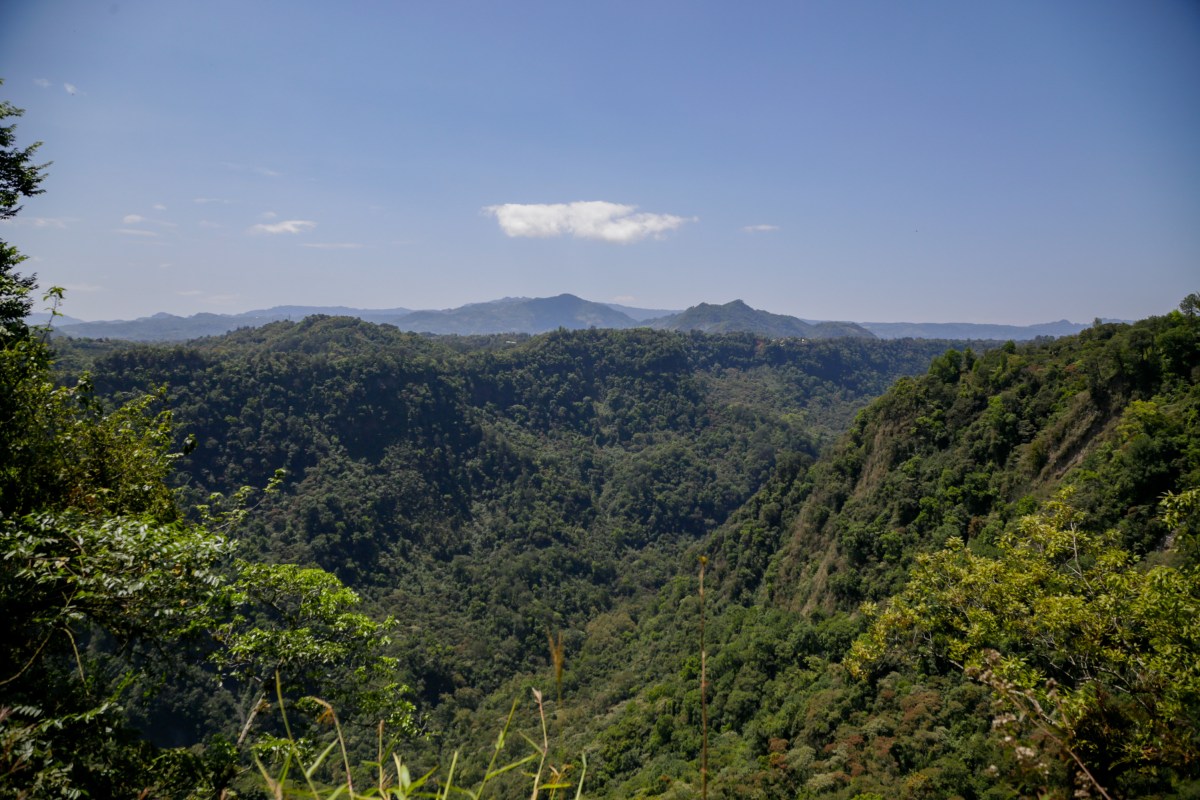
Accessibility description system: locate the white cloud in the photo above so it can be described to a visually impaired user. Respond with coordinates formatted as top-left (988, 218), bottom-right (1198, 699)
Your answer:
top-left (121, 213), bottom-right (175, 228)
top-left (742, 224), bottom-right (779, 233)
top-left (0, 216), bottom-right (69, 228)
top-left (63, 83), bottom-right (79, 95)
top-left (177, 289), bottom-right (204, 296)
top-left (115, 228), bottom-right (158, 237)
top-left (194, 197), bottom-right (233, 204)
top-left (33, 78), bottom-right (51, 88)
top-left (484, 201), bottom-right (695, 243)
top-left (261, 211), bottom-right (278, 219)
top-left (249, 219), bottom-right (316, 235)
top-left (301, 242), bottom-right (364, 249)
top-left (153, 203), bottom-right (167, 211)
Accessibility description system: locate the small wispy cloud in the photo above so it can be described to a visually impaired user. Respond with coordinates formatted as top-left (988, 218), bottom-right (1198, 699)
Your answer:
top-left (115, 228), bottom-right (159, 237)
top-left (63, 82), bottom-right (80, 96)
top-left (121, 213), bottom-right (175, 229)
top-left (249, 219), bottom-right (316, 235)
top-left (301, 242), bottom-right (364, 249)
top-left (742, 224), bottom-right (779, 233)
top-left (194, 197), bottom-right (233, 204)
top-left (33, 78), bottom-right (51, 88)
top-left (484, 201), bottom-right (695, 244)
top-left (153, 203), bottom-right (167, 211)
top-left (0, 216), bottom-right (69, 229)
top-left (177, 289), bottom-right (204, 296)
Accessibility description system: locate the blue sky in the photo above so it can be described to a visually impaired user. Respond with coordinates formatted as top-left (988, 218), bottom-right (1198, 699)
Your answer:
top-left (1, 0), bottom-right (1197, 324)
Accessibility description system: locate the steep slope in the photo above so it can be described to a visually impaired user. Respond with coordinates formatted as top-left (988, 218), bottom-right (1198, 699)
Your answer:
top-left (763, 313), bottom-right (1200, 614)
top-left (465, 307), bottom-right (1200, 798)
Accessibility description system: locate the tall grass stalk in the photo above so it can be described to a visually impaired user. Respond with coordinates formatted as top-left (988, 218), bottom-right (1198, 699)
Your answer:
top-left (528, 688), bottom-right (549, 800)
top-left (255, 679), bottom-right (585, 798)
top-left (547, 630), bottom-right (565, 710)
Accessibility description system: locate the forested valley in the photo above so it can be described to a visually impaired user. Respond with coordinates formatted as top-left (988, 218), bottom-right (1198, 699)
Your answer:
top-left (4, 298), bottom-right (1196, 798)
top-left (3, 93), bottom-right (1199, 800)
top-left (54, 324), bottom-right (961, 767)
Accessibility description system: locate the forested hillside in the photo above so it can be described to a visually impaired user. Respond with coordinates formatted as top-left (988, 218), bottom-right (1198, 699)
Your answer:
top-left (2, 96), bottom-right (415, 798)
top-left (43, 302), bottom-right (1200, 799)
top-left (62, 324), bottom-right (956, 732)
top-left (511, 303), bottom-right (1199, 799)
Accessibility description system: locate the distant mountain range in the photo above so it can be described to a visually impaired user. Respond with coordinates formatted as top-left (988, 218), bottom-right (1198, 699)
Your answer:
top-left (395, 294), bottom-right (636, 335)
top-left (30, 293), bottom-right (1095, 342)
top-left (859, 319), bottom-right (1093, 340)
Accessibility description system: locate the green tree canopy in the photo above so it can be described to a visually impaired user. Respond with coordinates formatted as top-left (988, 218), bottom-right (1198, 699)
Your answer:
top-left (848, 490), bottom-right (1200, 798)
top-left (0, 83), bottom-right (47, 338)
top-left (0, 84), bottom-right (410, 798)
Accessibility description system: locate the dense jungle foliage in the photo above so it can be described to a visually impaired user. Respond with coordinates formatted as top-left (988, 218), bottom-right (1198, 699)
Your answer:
top-left (1, 96), bottom-right (417, 797)
top-left (31, 301), bottom-right (1199, 799)
top-left (59, 323), bottom-right (959, 733)
top-left (513, 303), bottom-right (1200, 800)
top-left (4, 93), bottom-right (1198, 798)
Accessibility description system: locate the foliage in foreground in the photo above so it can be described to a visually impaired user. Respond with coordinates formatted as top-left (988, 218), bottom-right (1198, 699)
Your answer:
top-left (0, 89), bottom-right (411, 799)
top-left (253, 685), bottom-right (584, 800)
top-left (849, 490), bottom-right (1200, 798)
top-left (0, 333), bottom-right (413, 796)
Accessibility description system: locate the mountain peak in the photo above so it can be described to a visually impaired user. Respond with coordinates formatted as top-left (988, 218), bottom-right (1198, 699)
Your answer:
top-left (651, 300), bottom-right (875, 339)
